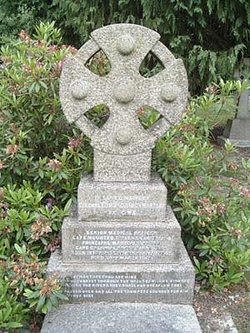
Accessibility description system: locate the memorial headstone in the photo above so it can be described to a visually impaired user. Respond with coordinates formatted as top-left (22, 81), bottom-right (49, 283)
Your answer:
top-left (220, 58), bottom-right (250, 147)
top-left (42, 24), bottom-right (201, 332)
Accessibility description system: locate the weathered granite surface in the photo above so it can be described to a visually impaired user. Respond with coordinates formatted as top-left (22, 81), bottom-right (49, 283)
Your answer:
top-left (225, 119), bottom-right (250, 147)
top-left (62, 210), bottom-right (181, 264)
top-left (93, 149), bottom-right (152, 182)
top-left (47, 242), bottom-right (194, 304)
top-left (60, 24), bottom-right (188, 181)
top-left (41, 303), bottom-right (202, 333)
top-left (77, 174), bottom-right (167, 222)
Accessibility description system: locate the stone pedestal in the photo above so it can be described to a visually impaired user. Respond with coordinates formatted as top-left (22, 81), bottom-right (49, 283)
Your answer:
top-left (77, 174), bottom-right (167, 222)
top-left (47, 175), bottom-right (195, 305)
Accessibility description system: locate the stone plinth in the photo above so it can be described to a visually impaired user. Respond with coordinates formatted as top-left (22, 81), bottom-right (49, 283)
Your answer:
top-left (47, 175), bottom-right (194, 304)
top-left (62, 212), bottom-right (181, 264)
top-left (41, 303), bottom-right (202, 333)
top-left (78, 174), bottom-right (167, 222)
top-left (47, 174), bottom-right (195, 305)
top-left (47, 243), bottom-right (194, 304)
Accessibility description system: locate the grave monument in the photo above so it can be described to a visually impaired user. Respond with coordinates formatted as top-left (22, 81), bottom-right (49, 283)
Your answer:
top-left (220, 58), bottom-right (250, 147)
top-left (42, 24), bottom-right (201, 332)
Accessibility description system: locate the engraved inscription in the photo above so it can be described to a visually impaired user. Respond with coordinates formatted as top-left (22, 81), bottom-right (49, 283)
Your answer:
top-left (68, 229), bottom-right (175, 263)
top-left (79, 188), bottom-right (166, 220)
top-left (84, 195), bottom-right (163, 211)
top-left (63, 273), bottom-right (190, 300)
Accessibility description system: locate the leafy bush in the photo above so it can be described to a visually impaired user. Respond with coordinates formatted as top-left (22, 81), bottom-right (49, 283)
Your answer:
top-left (0, 183), bottom-right (69, 329)
top-left (0, 270), bottom-right (28, 330)
top-left (0, 23), bottom-right (92, 206)
top-left (190, 80), bottom-right (250, 128)
top-left (0, 28), bottom-right (73, 158)
top-left (0, 0), bottom-right (51, 45)
top-left (154, 101), bottom-right (250, 290)
top-left (0, 23), bottom-right (88, 329)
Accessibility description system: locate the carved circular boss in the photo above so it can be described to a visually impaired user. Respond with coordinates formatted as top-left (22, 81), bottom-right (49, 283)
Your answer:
top-left (60, 24), bottom-right (188, 155)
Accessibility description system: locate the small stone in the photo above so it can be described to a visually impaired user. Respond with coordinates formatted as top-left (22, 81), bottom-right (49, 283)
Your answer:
top-left (113, 80), bottom-right (136, 103)
top-left (71, 80), bottom-right (89, 100)
top-left (194, 284), bottom-right (201, 292)
top-left (115, 129), bottom-right (132, 145)
top-left (117, 34), bottom-right (135, 55)
top-left (161, 83), bottom-right (179, 102)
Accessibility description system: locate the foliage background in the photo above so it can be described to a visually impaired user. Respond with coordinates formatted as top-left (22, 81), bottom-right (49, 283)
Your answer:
top-left (0, 0), bottom-right (249, 93)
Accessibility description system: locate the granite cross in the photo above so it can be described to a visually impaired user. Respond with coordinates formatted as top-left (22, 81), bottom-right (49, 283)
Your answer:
top-left (60, 24), bottom-right (188, 181)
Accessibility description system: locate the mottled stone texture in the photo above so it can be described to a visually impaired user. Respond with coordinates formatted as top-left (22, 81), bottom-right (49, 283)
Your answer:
top-left (62, 205), bottom-right (181, 264)
top-left (41, 304), bottom-right (202, 333)
top-left (43, 24), bottom-right (201, 332)
top-left (77, 174), bottom-right (167, 222)
top-left (93, 149), bottom-right (151, 182)
top-left (47, 245), bottom-right (194, 304)
top-left (60, 23), bottom-right (188, 182)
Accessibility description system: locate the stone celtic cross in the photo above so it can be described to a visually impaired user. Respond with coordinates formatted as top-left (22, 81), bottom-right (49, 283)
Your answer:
top-left (60, 24), bottom-right (188, 181)
top-left (43, 25), bottom-right (201, 330)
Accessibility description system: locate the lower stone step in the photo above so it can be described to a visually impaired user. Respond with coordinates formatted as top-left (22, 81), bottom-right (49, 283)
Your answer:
top-left (41, 303), bottom-right (202, 333)
top-left (47, 244), bottom-right (194, 304)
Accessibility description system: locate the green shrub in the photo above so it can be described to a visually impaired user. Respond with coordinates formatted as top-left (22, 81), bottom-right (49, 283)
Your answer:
top-left (0, 27), bottom-right (73, 158)
top-left (154, 102), bottom-right (250, 290)
top-left (0, 23), bottom-right (92, 205)
top-left (190, 79), bottom-right (250, 128)
top-left (0, 183), bottom-right (69, 329)
top-left (0, 270), bottom-right (28, 330)
top-left (0, 0), bottom-right (50, 45)
top-left (0, 24), bottom-right (87, 327)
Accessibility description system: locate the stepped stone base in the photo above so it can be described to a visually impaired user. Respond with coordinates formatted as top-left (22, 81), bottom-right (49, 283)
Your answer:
top-left (47, 243), bottom-right (194, 304)
top-left (41, 303), bottom-right (202, 333)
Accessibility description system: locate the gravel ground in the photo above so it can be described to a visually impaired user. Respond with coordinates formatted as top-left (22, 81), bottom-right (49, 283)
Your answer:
top-left (194, 284), bottom-right (250, 332)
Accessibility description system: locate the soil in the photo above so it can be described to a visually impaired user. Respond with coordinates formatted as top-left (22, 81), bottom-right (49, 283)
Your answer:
top-left (194, 283), bottom-right (250, 333)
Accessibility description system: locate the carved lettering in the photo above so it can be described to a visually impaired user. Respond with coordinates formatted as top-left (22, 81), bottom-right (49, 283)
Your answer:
top-left (68, 229), bottom-right (174, 262)
top-left (63, 274), bottom-right (189, 299)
